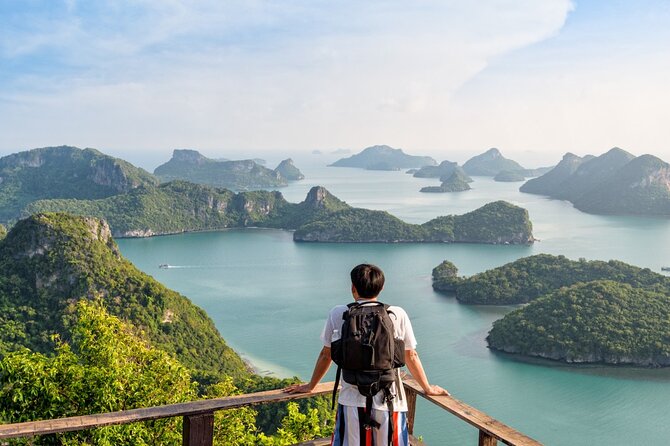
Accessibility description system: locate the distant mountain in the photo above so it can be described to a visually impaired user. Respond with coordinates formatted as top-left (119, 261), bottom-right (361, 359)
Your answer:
top-left (494, 170), bottom-right (526, 182)
top-left (553, 147), bottom-right (635, 201)
top-left (413, 161), bottom-right (473, 182)
top-left (520, 148), bottom-right (670, 216)
top-left (0, 146), bottom-right (158, 223)
top-left (154, 149), bottom-right (287, 190)
top-left (572, 155), bottom-right (670, 216)
top-left (329, 145), bottom-right (436, 170)
top-left (0, 213), bottom-right (249, 381)
top-left (274, 158), bottom-right (305, 180)
top-left (420, 171), bottom-right (472, 193)
top-left (520, 153), bottom-right (594, 195)
top-left (26, 183), bottom-right (533, 244)
top-left (462, 148), bottom-right (525, 176)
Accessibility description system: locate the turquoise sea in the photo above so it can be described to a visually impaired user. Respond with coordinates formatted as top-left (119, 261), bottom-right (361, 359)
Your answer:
top-left (118, 167), bottom-right (670, 445)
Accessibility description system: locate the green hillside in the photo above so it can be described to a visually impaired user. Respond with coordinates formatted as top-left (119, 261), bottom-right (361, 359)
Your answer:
top-left (0, 213), bottom-right (248, 382)
top-left (0, 146), bottom-right (157, 223)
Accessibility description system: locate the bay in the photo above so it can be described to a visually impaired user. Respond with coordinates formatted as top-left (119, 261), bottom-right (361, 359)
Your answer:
top-left (118, 166), bottom-right (670, 445)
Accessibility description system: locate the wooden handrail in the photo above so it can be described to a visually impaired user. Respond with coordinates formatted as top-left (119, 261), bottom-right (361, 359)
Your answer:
top-left (0, 379), bottom-right (543, 445)
top-left (403, 378), bottom-right (542, 446)
top-left (0, 382), bottom-right (334, 439)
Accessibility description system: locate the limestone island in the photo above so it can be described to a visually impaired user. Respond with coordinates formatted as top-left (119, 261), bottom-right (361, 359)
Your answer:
top-left (520, 148), bottom-right (670, 217)
top-left (430, 254), bottom-right (670, 366)
top-left (154, 149), bottom-right (305, 190)
top-left (431, 254), bottom-right (669, 305)
top-left (487, 281), bottom-right (670, 366)
top-left (413, 161), bottom-right (473, 182)
top-left (494, 170), bottom-right (526, 182)
top-left (419, 171), bottom-right (472, 193)
top-left (26, 183), bottom-right (534, 245)
top-left (329, 145), bottom-right (436, 170)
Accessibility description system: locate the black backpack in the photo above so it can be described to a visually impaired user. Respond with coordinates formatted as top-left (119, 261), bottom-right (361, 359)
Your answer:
top-left (331, 301), bottom-right (405, 438)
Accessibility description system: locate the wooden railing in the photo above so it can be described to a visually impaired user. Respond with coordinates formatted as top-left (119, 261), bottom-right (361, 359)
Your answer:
top-left (0, 378), bottom-right (542, 446)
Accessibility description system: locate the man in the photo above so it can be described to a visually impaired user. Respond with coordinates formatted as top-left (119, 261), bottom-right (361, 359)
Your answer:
top-left (286, 263), bottom-right (449, 445)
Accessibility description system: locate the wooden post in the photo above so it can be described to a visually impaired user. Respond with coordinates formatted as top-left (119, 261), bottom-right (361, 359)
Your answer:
top-left (405, 386), bottom-right (418, 436)
top-left (479, 430), bottom-right (497, 446)
top-left (182, 412), bottom-right (214, 446)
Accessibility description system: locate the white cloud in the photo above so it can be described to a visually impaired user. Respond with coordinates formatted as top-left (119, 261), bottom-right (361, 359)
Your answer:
top-left (1, 0), bottom-right (582, 161)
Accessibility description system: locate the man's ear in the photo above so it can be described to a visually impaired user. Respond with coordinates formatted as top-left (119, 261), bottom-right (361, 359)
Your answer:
top-left (351, 283), bottom-right (359, 299)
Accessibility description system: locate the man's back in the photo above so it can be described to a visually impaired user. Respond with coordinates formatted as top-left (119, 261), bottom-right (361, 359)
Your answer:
top-left (321, 302), bottom-right (416, 411)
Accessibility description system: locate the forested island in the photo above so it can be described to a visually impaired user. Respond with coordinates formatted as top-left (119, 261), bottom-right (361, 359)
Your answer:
top-left (520, 148), bottom-right (670, 217)
top-left (419, 171), bottom-right (472, 193)
top-left (329, 145), bottom-right (436, 170)
top-left (412, 160), bottom-right (472, 182)
top-left (487, 281), bottom-right (670, 366)
top-left (0, 213), bottom-right (331, 443)
top-left (431, 254), bottom-right (669, 304)
top-left (154, 149), bottom-right (304, 190)
top-left (25, 183), bottom-right (535, 244)
top-left (431, 254), bottom-right (670, 366)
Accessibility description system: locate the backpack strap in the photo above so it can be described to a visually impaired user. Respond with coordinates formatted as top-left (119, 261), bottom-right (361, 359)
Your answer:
top-left (331, 365), bottom-right (341, 410)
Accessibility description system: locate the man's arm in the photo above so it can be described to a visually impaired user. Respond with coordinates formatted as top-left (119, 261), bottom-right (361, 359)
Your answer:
top-left (404, 349), bottom-right (450, 396)
top-left (284, 346), bottom-right (332, 394)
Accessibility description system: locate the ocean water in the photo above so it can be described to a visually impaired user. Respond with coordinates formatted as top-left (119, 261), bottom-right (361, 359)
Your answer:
top-left (117, 167), bottom-right (670, 445)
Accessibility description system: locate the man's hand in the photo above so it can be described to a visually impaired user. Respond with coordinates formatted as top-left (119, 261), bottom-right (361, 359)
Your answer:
top-left (425, 384), bottom-right (450, 396)
top-left (284, 383), bottom-right (314, 394)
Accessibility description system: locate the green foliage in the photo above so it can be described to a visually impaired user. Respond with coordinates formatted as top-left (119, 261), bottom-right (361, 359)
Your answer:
top-left (206, 379), bottom-right (259, 446)
top-left (0, 301), bottom-right (197, 445)
top-left (487, 281), bottom-right (670, 366)
top-left (0, 213), bottom-right (249, 382)
top-left (0, 146), bottom-right (157, 223)
top-left (448, 254), bottom-right (670, 304)
top-left (154, 150), bottom-right (287, 190)
top-left (242, 375), bottom-right (334, 435)
top-left (256, 403), bottom-right (324, 445)
top-left (0, 302), bottom-right (331, 445)
top-left (0, 224), bottom-right (6, 240)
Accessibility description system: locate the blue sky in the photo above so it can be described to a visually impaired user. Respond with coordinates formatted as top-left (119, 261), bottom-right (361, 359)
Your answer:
top-left (1, 0), bottom-right (668, 167)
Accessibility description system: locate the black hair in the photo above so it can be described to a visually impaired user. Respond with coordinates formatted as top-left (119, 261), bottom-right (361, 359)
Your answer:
top-left (350, 264), bottom-right (385, 299)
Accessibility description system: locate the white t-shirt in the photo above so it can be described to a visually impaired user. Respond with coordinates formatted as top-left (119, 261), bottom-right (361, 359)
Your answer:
top-left (320, 301), bottom-right (417, 411)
